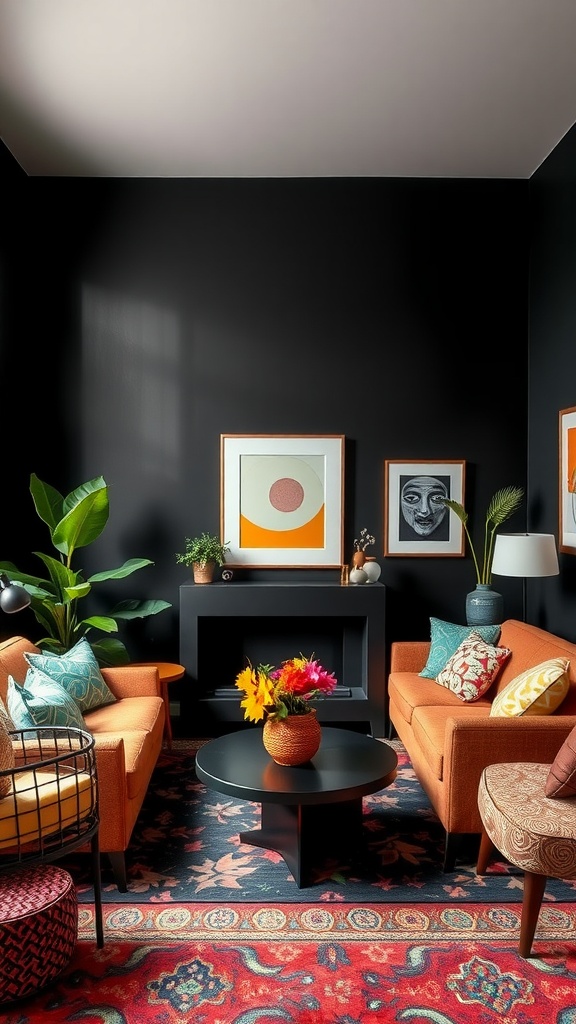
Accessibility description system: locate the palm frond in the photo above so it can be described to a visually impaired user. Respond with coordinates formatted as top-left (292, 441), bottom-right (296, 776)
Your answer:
top-left (439, 498), bottom-right (468, 525)
top-left (485, 486), bottom-right (525, 528)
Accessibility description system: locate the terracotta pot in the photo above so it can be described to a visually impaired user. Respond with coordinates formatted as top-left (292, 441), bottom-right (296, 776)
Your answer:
top-left (192, 561), bottom-right (216, 584)
top-left (352, 551), bottom-right (366, 568)
top-left (262, 708), bottom-right (322, 766)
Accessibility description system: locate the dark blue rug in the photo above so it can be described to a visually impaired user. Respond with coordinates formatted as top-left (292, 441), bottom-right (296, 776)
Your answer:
top-left (68, 740), bottom-right (576, 906)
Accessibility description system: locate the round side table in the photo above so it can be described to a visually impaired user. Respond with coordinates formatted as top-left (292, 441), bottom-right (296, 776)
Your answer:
top-left (131, 662), bottom-right (185, 749)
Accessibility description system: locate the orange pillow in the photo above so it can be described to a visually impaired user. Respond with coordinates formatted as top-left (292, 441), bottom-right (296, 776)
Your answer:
top-left (545, 725), bottom-right (576, 798)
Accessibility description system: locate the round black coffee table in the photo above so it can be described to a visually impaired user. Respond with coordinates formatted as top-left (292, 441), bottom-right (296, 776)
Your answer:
top-left (195, 727), bottom-right (398, 887)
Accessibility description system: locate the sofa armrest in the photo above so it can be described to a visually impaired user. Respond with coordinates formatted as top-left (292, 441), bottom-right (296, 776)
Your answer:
top-left (390, 641), bottom-right (430, 674)
top-left (444, 714), bottom-right (576, 778)
top-left (100, 665), bottom-right (161, 700)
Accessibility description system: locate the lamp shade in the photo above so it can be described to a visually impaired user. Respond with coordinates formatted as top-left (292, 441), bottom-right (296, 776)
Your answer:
top-left (491, 533), bottom-right (560, 578)
top-left (0, 573), bottom-right (31, 614)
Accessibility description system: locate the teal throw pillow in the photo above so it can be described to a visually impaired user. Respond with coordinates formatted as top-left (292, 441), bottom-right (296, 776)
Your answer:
top-left (7, 672), bottom-right (87, 731)
top-left (24, 637), bottom-right (116, 713)
top-left (419, 617), bottom-right (502, 679)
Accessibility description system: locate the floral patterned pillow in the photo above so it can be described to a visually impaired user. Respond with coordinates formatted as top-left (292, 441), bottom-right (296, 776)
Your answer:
top-left (435, 631), bottom-right (512, 702)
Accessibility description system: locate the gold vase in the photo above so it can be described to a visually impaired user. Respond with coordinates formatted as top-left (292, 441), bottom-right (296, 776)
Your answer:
top-left (262, 708), bottom-right (321, 766)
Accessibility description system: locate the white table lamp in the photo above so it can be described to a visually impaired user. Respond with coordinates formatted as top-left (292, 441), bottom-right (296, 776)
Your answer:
top-left (491, 533), bottom-right (559, 621)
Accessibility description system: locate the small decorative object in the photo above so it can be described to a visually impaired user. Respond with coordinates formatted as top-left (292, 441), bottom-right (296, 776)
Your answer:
top-left (363, 557), bottom-right (382, 583)
top-left (175, 533), bottom-right (230, 585)
top-left (340, 564), bottom-right (349, 585)
top-left (222, 569), bottom-right (234, 582)
top-left (350, 528), bottom-right (377, 584)
top-left (440, 485), bottom-right (525, 625)
top-left (235, 653), bottom-right (337, 765)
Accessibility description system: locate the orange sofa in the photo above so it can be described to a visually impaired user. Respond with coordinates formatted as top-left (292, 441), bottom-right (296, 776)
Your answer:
top-left (0, 635), bottom-right (165, 891)
top-left (388, 619), bottom-right (576, 870)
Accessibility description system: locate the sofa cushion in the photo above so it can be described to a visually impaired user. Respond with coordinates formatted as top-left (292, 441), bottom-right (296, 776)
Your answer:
top-left (419, 618), bottom-right (502, 679)
top-left (490, 657), bottom-right (570, 718)
top-left (545, 724), bottom-right (576, 798)
top-left (25, 638), bottom-right (116, 713)
top-left (7, 673), bottom-right (87, 731)
top-left (435, 632), bottom-right (512, 702)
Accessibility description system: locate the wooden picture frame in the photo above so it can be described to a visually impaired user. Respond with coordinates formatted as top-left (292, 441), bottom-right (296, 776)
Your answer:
top-left (384, 459), bottom-right (465, 557)
top-left (559, 406), bottom-right (576, 555)
top-left (220, 434), bottom-right (345, 567)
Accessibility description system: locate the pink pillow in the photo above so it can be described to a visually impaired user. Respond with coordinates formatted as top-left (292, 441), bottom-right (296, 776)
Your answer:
top-left (435, 631), bottom-right (512, 702)
top-left (545, 725), bottom-right (576, 798)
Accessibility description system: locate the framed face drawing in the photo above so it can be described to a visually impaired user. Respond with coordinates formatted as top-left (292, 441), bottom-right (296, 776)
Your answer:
top-left (559, 407), bottom-right (576, 554)
top-left (384, 460), bottom-right (465, 557)
top-left (220, 434), bottom-right (345, 567)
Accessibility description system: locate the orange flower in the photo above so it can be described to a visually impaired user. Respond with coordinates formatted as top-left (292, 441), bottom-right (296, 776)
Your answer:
top-left (235, 654), bottom-right (337, 722)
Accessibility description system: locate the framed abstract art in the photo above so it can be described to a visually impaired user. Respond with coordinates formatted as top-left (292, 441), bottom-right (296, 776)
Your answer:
top-left (220, 434), bottom-right (345, 567)
top-left (384, 459), bottom-right (465, 557)
top-left (559, 406), bottom-right (576, 555)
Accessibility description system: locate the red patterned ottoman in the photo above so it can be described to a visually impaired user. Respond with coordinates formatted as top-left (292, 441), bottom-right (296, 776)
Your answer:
top-left (0, 863), bottom-right (78, 1004)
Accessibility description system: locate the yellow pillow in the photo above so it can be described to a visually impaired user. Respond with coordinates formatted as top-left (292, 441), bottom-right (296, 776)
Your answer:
top-left (490, 657), bottom-right (570, 717)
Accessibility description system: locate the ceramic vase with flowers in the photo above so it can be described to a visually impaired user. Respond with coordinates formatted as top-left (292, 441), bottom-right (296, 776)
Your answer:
top-left (235, 654), bottom-right (337, 765)
top-left (350, 527), bottom-right (380, 584)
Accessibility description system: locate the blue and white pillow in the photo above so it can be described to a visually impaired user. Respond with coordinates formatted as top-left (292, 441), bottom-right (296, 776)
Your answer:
top-left (7, 671), bottom-right (87, 731)
top-left (24, 637), bottom-right (116, 713)
top-left (419, 617), bottom-right (502, 679)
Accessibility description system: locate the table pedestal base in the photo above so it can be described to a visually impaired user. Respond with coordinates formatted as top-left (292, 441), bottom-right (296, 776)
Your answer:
top-left (240, 798), bottom-right (363, 887)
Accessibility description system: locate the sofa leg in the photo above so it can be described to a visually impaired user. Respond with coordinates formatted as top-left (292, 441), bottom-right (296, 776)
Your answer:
top-left (443, 833), bottom-right (460, 872)
top-left (107, 852), bottom-right (128, 892)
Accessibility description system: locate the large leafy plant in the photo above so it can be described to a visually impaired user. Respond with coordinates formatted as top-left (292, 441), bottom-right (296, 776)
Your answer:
top-left (0, 474), bottom-right (171, 666)
top-left (440, 485), bottom-right (525, 585)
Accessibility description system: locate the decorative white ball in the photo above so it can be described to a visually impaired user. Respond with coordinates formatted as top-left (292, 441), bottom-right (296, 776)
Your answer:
top-left (349, 567), bottom-right (368, 585)
top-left (363, 560), bottom-right (381, 583)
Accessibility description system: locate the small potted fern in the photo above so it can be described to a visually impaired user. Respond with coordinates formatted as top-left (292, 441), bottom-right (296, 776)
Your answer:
top-left (175, 533), bottom-right (230, 584)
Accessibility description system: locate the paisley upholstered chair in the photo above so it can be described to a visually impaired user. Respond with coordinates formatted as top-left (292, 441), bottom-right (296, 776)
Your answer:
top-left (476, 753), bottom-right (576, 957)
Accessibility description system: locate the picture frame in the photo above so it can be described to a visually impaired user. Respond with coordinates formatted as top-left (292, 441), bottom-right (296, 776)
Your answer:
top-left (220, 434), bottom-right (345, 567)
top-left (384, 459), bottom-right (466, 557)
top-left (559, 406), bottom-right (576, 555)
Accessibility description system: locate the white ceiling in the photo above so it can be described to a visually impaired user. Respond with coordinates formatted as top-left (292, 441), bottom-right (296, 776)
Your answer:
top-left (2, 0), bottom-right (576, 179)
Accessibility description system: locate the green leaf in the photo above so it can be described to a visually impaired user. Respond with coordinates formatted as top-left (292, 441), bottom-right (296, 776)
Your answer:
top-left (109, 599), bottom-right (172, 620)
top-left (78, 615), bottom-right (119, 634)
top-left (90, 637), bottom-right (130, 667)
top-left (51, 482), bottom-right (109, 556)
top-left (29, 474), bottom-right (65, 531)
top-left (88, 559), bottom-right (154, 583)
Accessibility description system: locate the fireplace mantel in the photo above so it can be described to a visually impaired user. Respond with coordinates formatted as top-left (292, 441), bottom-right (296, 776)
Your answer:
top-left (179, 581), bottom-right (386, 736)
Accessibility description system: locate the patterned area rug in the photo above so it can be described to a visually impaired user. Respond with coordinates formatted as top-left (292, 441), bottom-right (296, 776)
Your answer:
top-left (65, 738), bottom-right (576, 948)
top-left (6, 937), bottom-right (576, 1023)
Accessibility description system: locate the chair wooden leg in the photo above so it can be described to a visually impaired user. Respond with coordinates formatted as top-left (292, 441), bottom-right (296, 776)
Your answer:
top-left (91, 833), bottom-right (104, 948)
top-left (519, 871), bottom-right (547, 958)
top-left (476, 829), bottom-right (495, 874)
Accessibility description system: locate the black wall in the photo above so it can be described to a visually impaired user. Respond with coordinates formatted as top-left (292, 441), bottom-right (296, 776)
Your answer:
top-left (527, 125), bottom-right (576, 638)
top-left (2, 141), bottom-right (534, 662)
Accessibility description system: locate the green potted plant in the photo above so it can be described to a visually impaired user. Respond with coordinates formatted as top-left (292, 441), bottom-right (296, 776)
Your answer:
top-left (0, 474), bottom-right (171, 666)
top-left (175, 533), bottom-right (230, 584)
top-left (440, 484), bottom-right (525, 624)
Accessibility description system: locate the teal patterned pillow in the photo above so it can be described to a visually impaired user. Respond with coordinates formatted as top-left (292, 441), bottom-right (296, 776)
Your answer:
top-left (24, 637), bottom-right (116, 713)
top-left (419, 617), bottom-right (502, 679)
top-left (7, 672), bottom-right (87, 731)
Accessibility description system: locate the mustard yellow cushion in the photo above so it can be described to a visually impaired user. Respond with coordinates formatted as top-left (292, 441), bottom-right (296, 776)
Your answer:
top-left (490, 657), bottom-right (570, 717)
top-left (0, 768), bottom-right (93, 848)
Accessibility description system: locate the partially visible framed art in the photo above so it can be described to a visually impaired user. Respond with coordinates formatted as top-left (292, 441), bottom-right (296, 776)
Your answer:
top-left (384, 459), bottom-right (465, 557)
top-left (559, 406), bottom-right (576, 554)
top-left (220, 434), bottom-right (345, 567)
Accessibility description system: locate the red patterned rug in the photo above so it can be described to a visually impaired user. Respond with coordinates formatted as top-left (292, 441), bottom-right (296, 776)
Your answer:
top-left (6, 936), bottom-right (576, 1022)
